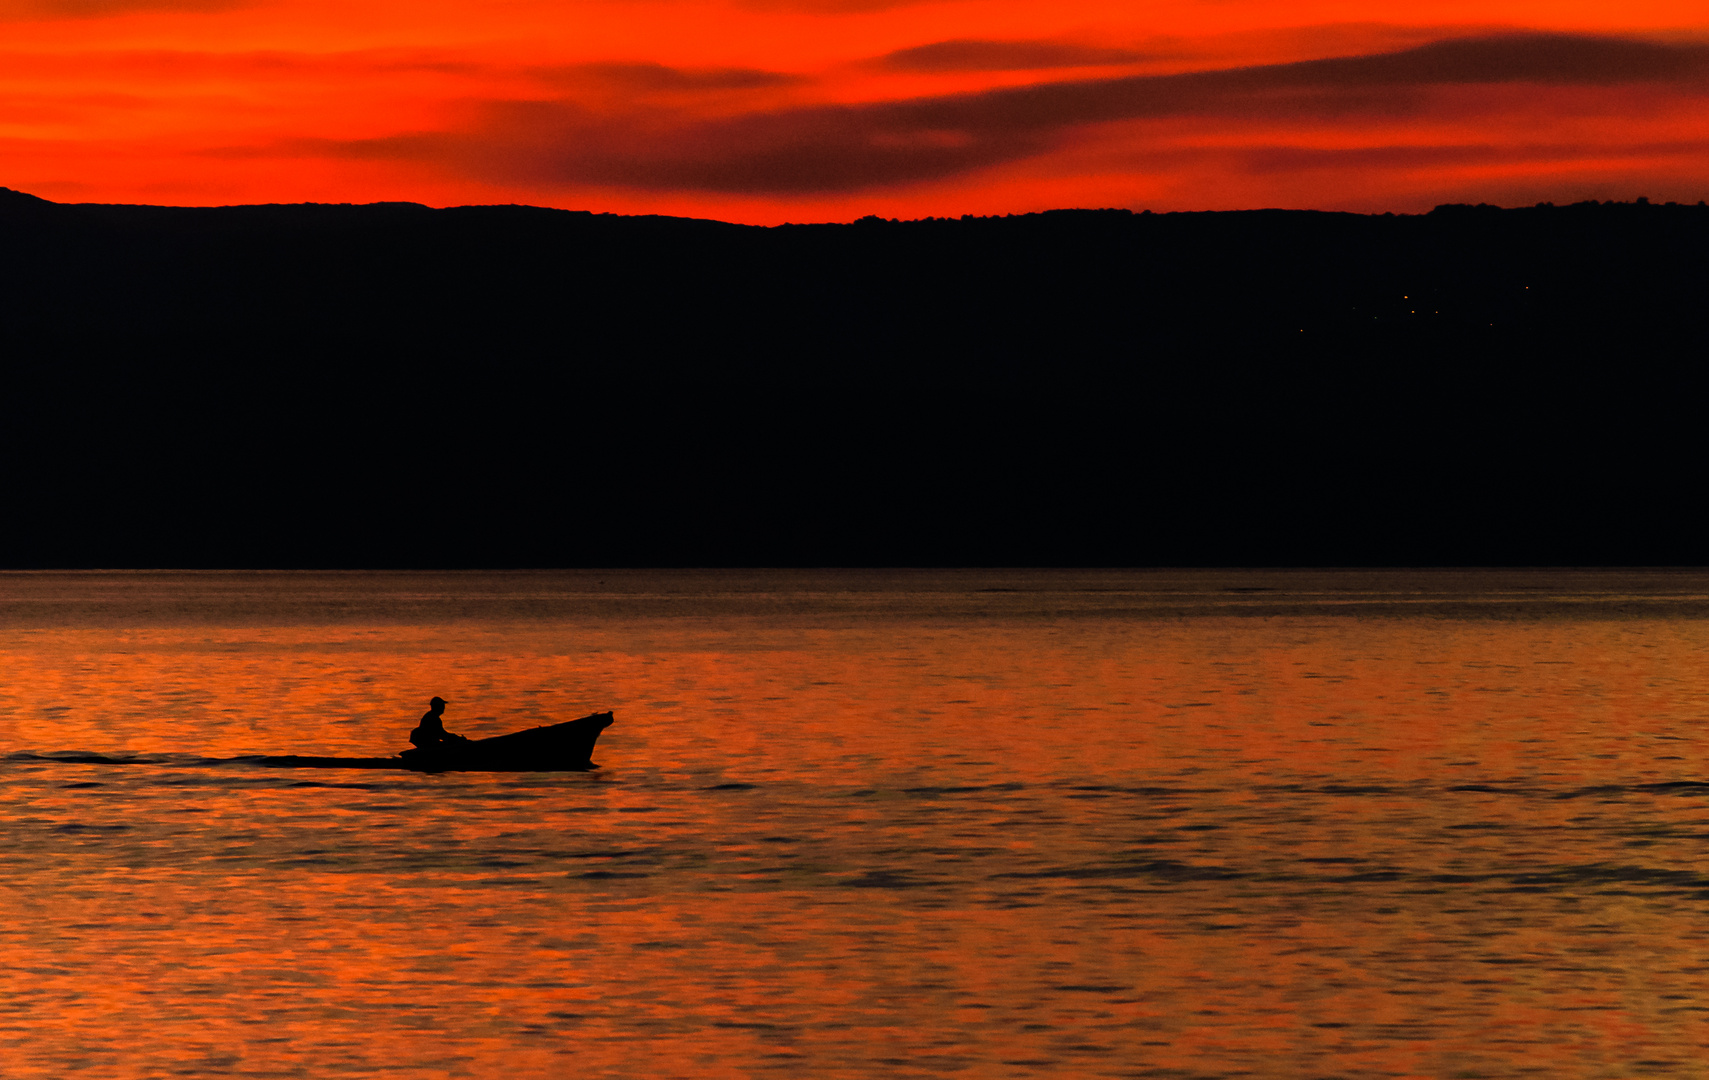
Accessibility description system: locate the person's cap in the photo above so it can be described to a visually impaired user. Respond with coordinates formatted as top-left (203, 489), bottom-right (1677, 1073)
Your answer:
top-left (430, 696), bottom-right (448, 707)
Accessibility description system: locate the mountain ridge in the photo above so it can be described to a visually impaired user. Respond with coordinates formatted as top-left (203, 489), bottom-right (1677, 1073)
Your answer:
top-left (8, 183), bottom-right (1706, 223)
top-left (4, 187), bottom-right (1705, 567)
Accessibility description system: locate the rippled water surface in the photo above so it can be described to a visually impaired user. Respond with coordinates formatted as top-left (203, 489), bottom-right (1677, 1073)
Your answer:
top-left (4, 570), bottom-right (1709, 1078)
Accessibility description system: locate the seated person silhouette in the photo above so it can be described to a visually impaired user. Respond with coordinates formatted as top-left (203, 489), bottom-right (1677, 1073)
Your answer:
top-left (409, 697), bottom-right (467, 749)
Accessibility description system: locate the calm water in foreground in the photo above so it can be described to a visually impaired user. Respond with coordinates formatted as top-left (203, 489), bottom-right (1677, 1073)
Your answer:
top-left (3, 570), bottom-right (1709, 1079)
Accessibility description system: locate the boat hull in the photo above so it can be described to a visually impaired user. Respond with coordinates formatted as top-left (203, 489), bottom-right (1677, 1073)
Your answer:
top-left (398, 712), bottom-right (614, 773)
top-left (247, 713), bottom-right (615, 772)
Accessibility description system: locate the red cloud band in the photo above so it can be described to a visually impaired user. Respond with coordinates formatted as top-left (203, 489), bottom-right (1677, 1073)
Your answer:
top-left (310, 34), bottom-right (1709, 195)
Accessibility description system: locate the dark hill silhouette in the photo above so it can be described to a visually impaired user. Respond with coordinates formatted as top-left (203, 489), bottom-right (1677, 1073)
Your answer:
top-left (2, 190), bottom-right (1706, 567)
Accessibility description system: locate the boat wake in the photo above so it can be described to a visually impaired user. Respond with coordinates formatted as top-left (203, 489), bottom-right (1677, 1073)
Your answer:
top-left (5, 712), bottom-right (616, 774)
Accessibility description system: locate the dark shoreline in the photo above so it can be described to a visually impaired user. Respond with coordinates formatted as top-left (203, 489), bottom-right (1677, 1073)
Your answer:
top-left (5, 189), bottom-right (1705, 569)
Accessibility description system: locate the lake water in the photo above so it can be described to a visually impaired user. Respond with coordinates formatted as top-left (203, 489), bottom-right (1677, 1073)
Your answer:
top-left (3, 569), bottom-right (1709, 1079)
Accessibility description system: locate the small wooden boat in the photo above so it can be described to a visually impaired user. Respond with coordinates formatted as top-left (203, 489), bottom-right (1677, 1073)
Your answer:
top-left (252, 712), bottom-right (614, 773)
top-left (399, 712), bottom-right (614, 773)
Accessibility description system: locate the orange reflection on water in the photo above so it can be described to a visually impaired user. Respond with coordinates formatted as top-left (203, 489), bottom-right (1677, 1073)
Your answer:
top-left (4, 573), bottom-right (1709, 1077)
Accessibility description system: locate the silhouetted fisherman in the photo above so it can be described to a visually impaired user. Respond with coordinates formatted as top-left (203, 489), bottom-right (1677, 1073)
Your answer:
top-left (409, 697), bottom-right (467, 748)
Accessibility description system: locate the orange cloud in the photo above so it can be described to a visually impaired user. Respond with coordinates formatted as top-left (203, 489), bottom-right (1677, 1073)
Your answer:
top-left (298, 35), bottom-right (1709, 197)
top-left (3, 0), bottom-right (1708, 220)
top-left (2, 0), bottom-right (248, 18)
top-left (531, 63), bottom-right (803, 93)
top-left (873, 39), bottom-right (1152, 72)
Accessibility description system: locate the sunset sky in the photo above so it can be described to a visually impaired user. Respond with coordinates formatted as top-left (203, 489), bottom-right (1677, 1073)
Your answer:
top-left (3, 0), bottom-right (1706, 222)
